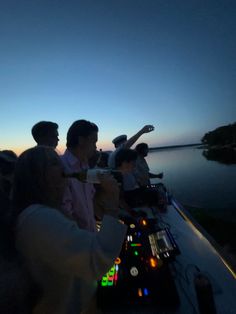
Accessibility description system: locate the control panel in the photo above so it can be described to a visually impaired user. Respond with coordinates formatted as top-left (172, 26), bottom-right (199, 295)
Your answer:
top-left (97, 216), bottom-right (180, 309)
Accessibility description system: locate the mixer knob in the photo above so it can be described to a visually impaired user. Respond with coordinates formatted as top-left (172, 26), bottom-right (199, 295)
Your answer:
top-left (130, 266), bottom-right (139, 277)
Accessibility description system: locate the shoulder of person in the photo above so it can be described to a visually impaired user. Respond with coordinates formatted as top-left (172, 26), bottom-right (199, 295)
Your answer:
top-left (17, 204), bottom-right (77, 232)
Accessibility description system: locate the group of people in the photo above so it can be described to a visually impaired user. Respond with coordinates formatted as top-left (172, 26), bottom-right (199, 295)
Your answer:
top-left (0, 119), bottom-right (164, 314)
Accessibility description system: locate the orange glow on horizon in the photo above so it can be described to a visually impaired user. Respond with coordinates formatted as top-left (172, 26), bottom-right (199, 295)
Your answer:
top-left (3, 137), bottom-right (189, 157)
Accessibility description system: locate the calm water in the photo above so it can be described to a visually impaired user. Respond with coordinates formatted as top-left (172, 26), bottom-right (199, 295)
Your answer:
top-left (147, 146), bottom-right (236, 221)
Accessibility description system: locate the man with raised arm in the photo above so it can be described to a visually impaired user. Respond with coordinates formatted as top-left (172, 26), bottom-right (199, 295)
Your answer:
top-left (108, 124), bottom-right (155, 169)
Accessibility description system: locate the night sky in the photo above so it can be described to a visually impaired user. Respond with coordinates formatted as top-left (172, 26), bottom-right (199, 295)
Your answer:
top-left (1, 0), bottom-right (235, 154)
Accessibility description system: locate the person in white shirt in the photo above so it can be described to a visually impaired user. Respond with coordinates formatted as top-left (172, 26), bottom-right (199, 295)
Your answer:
top-left (108, 124), bottom-right (155, 169)
top-left (12, 146), bottom-right (127, 314)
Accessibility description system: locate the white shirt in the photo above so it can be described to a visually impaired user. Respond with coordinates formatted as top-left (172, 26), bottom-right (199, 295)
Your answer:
top-left (122, 173), bottom-right (139, 191)
top-left (108, 144), bottom-right (125, 169)
top-left (16, 204), bottom-right (127, 314)
top-left (61, 149), bottom-right (96, 232)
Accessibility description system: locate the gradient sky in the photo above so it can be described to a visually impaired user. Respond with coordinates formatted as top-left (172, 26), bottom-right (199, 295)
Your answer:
top-left (1, 0), bottom-right (235, 155)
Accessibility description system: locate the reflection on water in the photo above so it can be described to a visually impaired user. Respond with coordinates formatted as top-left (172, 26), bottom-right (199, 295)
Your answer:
top-left (202, 148), bottom-right (236, 165)
top-left (146, 147), bottom-right (236, 220)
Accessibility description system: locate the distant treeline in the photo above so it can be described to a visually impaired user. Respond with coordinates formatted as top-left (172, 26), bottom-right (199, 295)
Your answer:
top-left (149, 143), bottom-right (200, 150)
top-left (201, 122), bottom-right (236, 146)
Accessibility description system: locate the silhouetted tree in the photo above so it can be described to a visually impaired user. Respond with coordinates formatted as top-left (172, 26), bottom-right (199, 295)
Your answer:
top-left (201, 122), bottom-right (236, 146)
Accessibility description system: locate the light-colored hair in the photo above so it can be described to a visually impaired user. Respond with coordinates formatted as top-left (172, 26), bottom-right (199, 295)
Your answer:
top-left (12, 146), bottom-right (63, 215)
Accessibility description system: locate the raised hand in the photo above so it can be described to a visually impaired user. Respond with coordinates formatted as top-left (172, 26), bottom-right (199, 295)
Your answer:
top-left (141, 125), bottom-right (155, 134)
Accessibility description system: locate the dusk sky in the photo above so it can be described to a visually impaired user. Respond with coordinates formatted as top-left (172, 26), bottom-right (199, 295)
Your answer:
top-left (1, 0), bottom-right (235, 155)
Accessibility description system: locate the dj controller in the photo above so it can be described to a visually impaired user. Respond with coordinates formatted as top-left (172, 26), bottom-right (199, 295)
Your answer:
top-left (97, 215), bottom-right (181, 310)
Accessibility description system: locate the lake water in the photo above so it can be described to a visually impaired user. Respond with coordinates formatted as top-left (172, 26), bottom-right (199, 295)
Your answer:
top-left (146, 146), bottom-right (236, 221)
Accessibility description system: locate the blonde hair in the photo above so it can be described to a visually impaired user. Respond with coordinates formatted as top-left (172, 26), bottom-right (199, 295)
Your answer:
top-left (12, 146), bottom-right (63, 215)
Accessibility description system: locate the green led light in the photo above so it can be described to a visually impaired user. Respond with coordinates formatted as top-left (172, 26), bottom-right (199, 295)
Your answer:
top-left (107, 280), bottom-right (114, 286)
top-left (131, 243), bottom-right (142, 247)
top-left (134, 251), bottom-right (139, 256)
top-left (100, 265), bottom-right (117, 287)
top-left (109, 268), bottom-right (115, 276)
top-left (101, 281), bottom-right (108, 287)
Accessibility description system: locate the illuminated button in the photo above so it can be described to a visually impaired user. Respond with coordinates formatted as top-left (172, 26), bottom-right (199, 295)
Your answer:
top-left (134, 251), bottom-right (139, 256)
top-left (144, 288), bottom-right (149, 296)
top-left (138, 288), bottom-right (143, 297)
top-left (101, 277), bottom-right (108, 287)
top-left (149, 257), bottom-right (158, 268)
top-left (141, 219), bottom-right (147, 226)
top-left (130, 223), bottom-right (135, 229)
top-left (115, 257), bottom-right (121, 265)
top-left (130, 266), bottom-right (139, 277)
top-left (107, 279), bottom-right (114, 286)
top-left (127, 235), bottom-right (133, 241)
